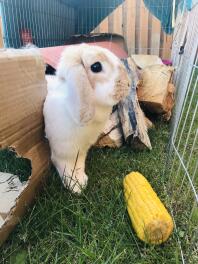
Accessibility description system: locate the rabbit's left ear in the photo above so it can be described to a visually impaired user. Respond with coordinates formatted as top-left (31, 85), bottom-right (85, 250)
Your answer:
top-left (68, 63), bottom-right (95, 125)
top-left (56, 46), bottom-right (95, 125)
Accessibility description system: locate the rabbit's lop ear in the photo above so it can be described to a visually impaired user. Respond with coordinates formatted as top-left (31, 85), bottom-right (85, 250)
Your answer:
top-left (56, 45), bottom-right (95, 125)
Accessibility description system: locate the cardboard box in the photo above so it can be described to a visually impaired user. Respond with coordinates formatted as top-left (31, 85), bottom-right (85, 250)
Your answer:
top-left (0, 49), bottom-right (50, 245)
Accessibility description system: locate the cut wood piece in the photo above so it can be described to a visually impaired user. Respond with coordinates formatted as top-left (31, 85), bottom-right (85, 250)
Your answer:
top-left (96, 127), bottom-right (123, 148)
top-left (117, 58), bottom-right (152, 149)
top-left (131, 54), bottom-right (163, 69)
top-left (96, 57), bottom-right (152, 150)
top-left (137, 64), bottom-right (175, 119)
top-left (163, 83), bottom-right (175, 121)
top-left (144, 116), bottom-right (153, 129)
top-left (95, 111), bottom-right (123, 148)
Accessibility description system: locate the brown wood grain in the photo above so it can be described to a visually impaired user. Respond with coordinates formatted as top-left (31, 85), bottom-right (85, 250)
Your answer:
top-left (126, 0), bottom-right (136, 55)
top-left (99, 17), bottom-right (109, 33)
top-left (0, 16), bottom-right (4, 48)
top-left (139, 0), bottom-right (149, 54)
top-left (162, 34), bottom-right (173, 59)
top-left (91, 0), bottom-right (172, 59)
top-left (151, 16), bottom-right (161, 56)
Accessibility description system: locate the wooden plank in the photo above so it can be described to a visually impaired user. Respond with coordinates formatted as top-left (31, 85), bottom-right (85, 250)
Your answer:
top-left (151, 16), bottom-right (161, 56)
top-left (108, 10), bottom-right (114, 33)
top-left (93, 25), bottom-right (100, 34)
top-left (122, 0), bottom-right (127, 43)
top-left (139, 0), bottom-right (149, 54)
top-left (162, 34), bottom-right (173, 59)
top-left (159, 28), bottom-right (164, 58)
top-left (147, 13), bottom-right (152, 55)
top-left (99, 17), bottom-right (109, 33)
top-left (135, 0), bottom-right (141, 54)
top-left (112, 4), bottom-right (123, 35)
top-left (0, 16), bottom-right (3, 48)
top-left (90, 0), bottom-right (173, 59)
top-left (126, 0), bottom-right (136, 55)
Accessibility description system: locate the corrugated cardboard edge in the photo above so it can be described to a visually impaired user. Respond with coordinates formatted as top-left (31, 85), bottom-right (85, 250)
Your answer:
top-left (0, 48), bottom-right (50, 245)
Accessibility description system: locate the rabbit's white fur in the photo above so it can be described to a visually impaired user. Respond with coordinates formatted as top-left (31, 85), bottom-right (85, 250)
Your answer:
top-left (43, 44), bottom-right (130, 193)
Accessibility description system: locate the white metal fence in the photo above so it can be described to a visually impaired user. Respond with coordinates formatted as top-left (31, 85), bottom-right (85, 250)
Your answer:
top-left (167, 3), bottom-right (198, 263)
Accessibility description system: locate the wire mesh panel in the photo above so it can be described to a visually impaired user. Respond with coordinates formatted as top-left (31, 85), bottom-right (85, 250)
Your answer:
top-left (172, 4), bottom-right (198, 131)
top-left (166, 3), bottom-right (198, 263)
top-left (81, 0), bottom-right (173, 58)
top-left (76, 0), bottom-right (123, 35)
top-left (0, 0), bottom-right (173, 57)
top-left (0, 0), bottom-right (76, 48)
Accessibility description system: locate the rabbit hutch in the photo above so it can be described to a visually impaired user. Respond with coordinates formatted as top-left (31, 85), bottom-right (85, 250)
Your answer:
top-left (0, 0), bottom-right (197, 263)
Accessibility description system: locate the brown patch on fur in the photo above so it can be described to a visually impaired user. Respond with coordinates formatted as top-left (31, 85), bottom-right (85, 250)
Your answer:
top-left (112, 65), bottom-right (131, 101)
top-left (85, 51), bottom-right (115, 87)
top-left (96, 52), bottom-right (114, 71)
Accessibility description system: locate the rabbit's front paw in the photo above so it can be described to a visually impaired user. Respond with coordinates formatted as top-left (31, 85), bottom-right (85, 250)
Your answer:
top-left (72, 172), bottom-right (88, 194)
top-left (63, 172), bottom-right (88, 194)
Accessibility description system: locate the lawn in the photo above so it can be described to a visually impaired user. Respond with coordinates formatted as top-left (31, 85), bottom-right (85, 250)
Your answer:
top-left (1, 119), bottom-right (186, 264)
top-left (1, 75), bottom-right (198, 264)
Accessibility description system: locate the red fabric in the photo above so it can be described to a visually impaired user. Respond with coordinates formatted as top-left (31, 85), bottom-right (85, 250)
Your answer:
top-left (40, 41), bottom-right (128, 69)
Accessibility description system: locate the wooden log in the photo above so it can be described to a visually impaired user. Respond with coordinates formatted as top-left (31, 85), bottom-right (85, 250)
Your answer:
top-left (118, 58), bottom-right (152, 149)
top-left (137, 64), bottom-right (175, 120)
top-left (95, 110), bottom-right (123, 148)
top-left (131, 54), bottom-right (163, 69)
top-left (96, 57), bottom-right (152, 149)
top-left (163, 83), bottom-right (175, 121)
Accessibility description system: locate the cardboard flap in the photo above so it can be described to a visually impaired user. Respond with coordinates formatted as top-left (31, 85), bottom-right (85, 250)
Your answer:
top-left (0, 49), bottom-right (50, 245)
top-left (0, 50), bottom-right (46, 151)
top-left (40, 41), bottom-right (128, 69)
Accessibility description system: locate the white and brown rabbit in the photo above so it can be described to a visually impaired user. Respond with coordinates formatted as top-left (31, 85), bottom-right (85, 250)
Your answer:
top-left (43, 44), bottom-right (130, 193)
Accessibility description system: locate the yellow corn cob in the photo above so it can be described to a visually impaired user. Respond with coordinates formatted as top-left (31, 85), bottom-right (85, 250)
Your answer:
top-left (123, 172), bottom-right (173, 244)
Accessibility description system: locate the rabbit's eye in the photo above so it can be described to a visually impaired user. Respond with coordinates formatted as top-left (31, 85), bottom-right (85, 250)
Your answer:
top-left (91, 62), bottom-right (102, 73)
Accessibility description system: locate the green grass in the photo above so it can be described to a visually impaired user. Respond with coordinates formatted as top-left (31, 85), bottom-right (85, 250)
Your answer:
top-left (1, 120), bottom-right (184, 264)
